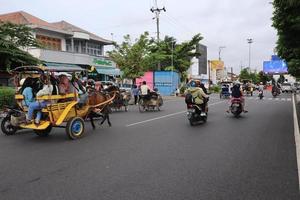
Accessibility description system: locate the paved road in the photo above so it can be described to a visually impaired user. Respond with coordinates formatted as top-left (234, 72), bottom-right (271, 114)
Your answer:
top-left (0, 91), bottom-right (299, 200)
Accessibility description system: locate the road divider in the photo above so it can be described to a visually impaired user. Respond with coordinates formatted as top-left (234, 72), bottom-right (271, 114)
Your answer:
top-left (126, 100), bottom-right (226, 127)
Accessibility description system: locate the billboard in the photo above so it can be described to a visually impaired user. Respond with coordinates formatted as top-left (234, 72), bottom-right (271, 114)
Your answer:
top-left (263, 60), bottom-right (288, 74)
top-left (197, 44), bottom-right (207, 74)
top-left (210, 60), bottom-right (224, 70)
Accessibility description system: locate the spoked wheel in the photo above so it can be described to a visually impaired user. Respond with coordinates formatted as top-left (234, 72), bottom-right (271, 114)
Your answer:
top-left (66, 117), bottom-right (85, 140)
top-left (1, 116), bottom-right (18, 135)
top-left (34, 125), bottom-right (52, 137)
top-left (138, 100), bottom-right (146, 113)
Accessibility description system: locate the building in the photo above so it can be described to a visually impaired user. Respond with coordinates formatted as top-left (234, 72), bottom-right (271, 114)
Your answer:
top-left (188, 44), bottom-right (207, 77)
top-left (0, 11), bottom-right (119, 82)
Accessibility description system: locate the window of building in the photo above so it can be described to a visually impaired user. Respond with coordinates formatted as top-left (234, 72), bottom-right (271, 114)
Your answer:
top-left (36, 35), bottom-right (61, 51)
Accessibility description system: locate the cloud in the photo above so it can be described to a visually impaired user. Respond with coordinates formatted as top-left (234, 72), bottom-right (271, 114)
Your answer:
top-left (0, 0), bottom-right (277, 73)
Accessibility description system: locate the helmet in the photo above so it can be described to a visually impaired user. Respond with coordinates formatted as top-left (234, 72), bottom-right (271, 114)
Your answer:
top-left (87, 79), bottom-right (95, 86)
top-left (195, 80), bottom-right (201, 87)
top-left (142, 81), bottom-right (146, 85)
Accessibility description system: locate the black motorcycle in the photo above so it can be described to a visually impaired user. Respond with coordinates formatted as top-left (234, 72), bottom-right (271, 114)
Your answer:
top-left (186, 103), bottom-right (207, 126)
top-left (258, 90), bottom-right (264, 100)
top-left (1, 106), bottom-right (22, 135)
top-left (230, 98), bottom-right (243, 117)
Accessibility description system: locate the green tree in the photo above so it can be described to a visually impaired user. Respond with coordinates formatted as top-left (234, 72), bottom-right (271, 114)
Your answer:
top-left (107, 32), bottom-right (152, 83)
top-left (239, 69), bottom-right (250, 80)
top-left (272, 0), bottom-right (300, 76)
top-left (108, 33), bottom-right (203, 82)
top-left (0, 22), bottom-right (40, 71)
top-left (257, 71), bottom-right (271, 84)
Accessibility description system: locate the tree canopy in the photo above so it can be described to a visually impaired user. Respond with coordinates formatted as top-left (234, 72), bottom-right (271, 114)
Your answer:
top-left (0, 22), bottom-right (40, 71)
top-left (108, 32), bottom-right (203, 82)
top-left (272, 0), bottom-right (300, 76)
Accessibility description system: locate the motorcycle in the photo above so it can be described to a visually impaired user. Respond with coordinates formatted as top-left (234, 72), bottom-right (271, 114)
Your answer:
top-left (230, 98), bottom-right (243, 117)
top-left (258, 90), bottom-right (264, 100)
top-left (1, 106), bottom-right (23, 135)
top-left (186, 103), bottom-right (207, 126)
top-left (272, 91), bottom-right (278, 98)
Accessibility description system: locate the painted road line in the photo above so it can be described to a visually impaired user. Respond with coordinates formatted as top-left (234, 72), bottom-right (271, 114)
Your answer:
top-left (268, 98), bottom-right (273, 100)
top-left (287, 98), bottom-right (292, 101)
top-left (292, 95), bottom-right (300, 191)
top-left (126, 100), bottom-right (226, 127)
top-left (281, 98), bottom-right (286, 101)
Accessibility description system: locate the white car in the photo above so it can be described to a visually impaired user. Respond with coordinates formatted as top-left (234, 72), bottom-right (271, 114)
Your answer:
top-left (281, 82), bottom-right (294, 93)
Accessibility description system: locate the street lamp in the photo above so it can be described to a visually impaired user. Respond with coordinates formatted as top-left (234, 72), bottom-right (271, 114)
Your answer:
top-left (247, 38), bottom-right (253, 72)
top-left (218, 46), bottom-right (226, 61)
top-left (171, 40), bottom-right (176, 94)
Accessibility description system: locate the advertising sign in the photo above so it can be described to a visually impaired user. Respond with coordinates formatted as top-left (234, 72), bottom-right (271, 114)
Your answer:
top-left (210, 60), bottom-right (224, 70)
top-left (263, 60), bottom-right (288, 74)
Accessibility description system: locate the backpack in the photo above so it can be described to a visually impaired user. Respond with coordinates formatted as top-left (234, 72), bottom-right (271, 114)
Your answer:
top-left (185, 93), bottom-right (195, 104)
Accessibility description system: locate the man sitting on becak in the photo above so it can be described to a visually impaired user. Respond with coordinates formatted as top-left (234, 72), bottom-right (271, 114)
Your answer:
top-left (185, 80), bottom-right (209, 116)
top-left (26, 75), bottom-right (53, 125)
top-left (139, 81), bottom-right (151, 101)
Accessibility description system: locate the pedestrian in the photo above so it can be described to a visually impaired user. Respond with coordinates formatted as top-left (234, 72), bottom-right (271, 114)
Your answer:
top-left (131, 85), bottom-right (139, 105)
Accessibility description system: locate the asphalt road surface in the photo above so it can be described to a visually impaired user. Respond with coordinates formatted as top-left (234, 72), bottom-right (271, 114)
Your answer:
top-left (0, 91), bottom-right (299, 200)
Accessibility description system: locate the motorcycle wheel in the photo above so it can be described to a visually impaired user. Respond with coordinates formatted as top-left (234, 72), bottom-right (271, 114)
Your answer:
top-left (1, 116), bottom-right (18, 135)
top-left (189, 119), bottom-right (195, 126)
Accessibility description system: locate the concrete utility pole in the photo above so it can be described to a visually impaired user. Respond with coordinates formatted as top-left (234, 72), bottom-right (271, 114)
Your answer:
top-left (218, 46), bottom-right (226, 61)
top-left (247, 38), bottom-right (253, 72)
top-left (150, 0), bottom-right (166, 71)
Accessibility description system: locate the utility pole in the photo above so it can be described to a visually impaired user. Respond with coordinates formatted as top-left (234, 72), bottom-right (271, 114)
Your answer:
top-left (247, 38), bottom-right (253, 73)
top-left (218, 46), bottom-right (226, 61)
top-left (150, 0), bottom-right (166, 71)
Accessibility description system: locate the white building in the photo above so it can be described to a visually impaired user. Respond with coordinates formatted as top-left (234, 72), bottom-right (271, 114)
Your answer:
top-left (0, 11), bottom-right (119, 81)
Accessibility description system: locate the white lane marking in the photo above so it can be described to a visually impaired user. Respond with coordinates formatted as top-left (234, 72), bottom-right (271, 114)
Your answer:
top-left (281, 98), bottom-right (286, 101)
top-left (292, 95), bottom-right (300, 191)
top-left (268, 98), bottom-right (273, 100)
top-left (287, 98), bottom-right (292, 101)
top-left (126, 100), bottom-right (225, 127)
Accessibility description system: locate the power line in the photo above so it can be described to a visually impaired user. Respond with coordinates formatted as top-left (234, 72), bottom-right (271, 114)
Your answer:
top-left (150, 0), bottom-right (166, 70)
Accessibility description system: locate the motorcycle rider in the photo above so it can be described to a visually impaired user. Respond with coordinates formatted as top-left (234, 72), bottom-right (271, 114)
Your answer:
top-left (258, 82), bottom-right (264, 97)
top-left (185, 80), bottom-right (208, 116)
top-left (272, 82), bottom-right (280, 95)
top-left (140, 81), bottom-right (151, 100)
top-left (228, 82), bottom-right (247, 113)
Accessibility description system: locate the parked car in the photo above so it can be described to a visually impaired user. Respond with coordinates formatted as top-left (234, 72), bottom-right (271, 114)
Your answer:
top-left (119, 83), bottom-right (133, 92)
top-left (281, 82), bottom-right (294, 93)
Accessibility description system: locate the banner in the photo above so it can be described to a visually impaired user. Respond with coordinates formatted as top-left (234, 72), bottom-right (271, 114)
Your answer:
top-left (210, 60), bottom-right (224, 70)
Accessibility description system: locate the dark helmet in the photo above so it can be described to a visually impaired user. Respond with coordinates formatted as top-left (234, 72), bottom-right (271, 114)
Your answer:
top-left (87, 79), bottom-right (95, 86)
top-left (142, 81), bottom-right (146, 85)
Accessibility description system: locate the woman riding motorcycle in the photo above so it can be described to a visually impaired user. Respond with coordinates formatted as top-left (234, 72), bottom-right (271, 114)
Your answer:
top-left (185, 80), bottom-right (208, 116)
top-left (228, 83), bottom-right (248, 113)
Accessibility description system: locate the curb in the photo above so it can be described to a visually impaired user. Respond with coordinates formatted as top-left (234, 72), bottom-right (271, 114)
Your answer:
top-left (292, 94), bottom-right (300, 191)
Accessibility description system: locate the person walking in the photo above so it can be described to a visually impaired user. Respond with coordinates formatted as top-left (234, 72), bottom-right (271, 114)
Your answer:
top-left (131, 85), bottom-right (139, 105)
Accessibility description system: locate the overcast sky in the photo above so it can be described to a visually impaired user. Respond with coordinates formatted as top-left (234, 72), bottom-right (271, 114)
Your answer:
top-left (0, 0), bottom-right (277, 73)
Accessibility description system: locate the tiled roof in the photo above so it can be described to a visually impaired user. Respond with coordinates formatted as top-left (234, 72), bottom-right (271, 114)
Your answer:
top-left (51, 21), bottom-right (112, 44)
top-left (0, 11), bottom-right (112, 44)
top-left (0, 11), bottom-right (57, 29)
